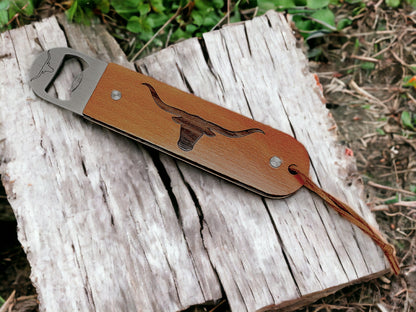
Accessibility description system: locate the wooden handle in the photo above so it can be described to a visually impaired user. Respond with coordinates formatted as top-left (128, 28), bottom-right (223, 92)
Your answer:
top-left (83, 63), bottom-right (309, 197)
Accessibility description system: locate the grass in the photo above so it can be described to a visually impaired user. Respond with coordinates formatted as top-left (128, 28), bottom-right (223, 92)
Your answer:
top-left (1, 1), bottom-right (416, 312)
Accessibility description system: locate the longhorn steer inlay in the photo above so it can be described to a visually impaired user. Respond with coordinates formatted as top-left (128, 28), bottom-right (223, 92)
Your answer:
top-left (142, 83), bottom-right (265, 151)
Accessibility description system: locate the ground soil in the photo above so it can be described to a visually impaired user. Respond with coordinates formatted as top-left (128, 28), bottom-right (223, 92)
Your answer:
top-left (1, 2), bottom-right (415, 311)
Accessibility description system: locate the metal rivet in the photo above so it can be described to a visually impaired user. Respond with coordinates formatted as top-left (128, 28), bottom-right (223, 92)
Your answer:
top-left (111, 90), bottom-right (122, 101)
top-left (269, 156), bottom-right (282, 169)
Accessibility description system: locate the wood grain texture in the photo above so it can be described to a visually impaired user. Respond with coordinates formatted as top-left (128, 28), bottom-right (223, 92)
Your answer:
top-left (83, 62), bottom-right (309, 197)
top-left (0, 11), bottom-right (391, 312)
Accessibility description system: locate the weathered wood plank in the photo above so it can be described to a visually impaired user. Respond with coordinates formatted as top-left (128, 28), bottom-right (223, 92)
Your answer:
top-left (0, 16), bottom-right (220, 312)
top-left (0, 11), bottom-right (390, 312)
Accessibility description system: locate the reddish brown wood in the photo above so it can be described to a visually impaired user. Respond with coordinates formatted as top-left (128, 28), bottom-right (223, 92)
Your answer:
top-left (83, 63), bottom-right (310, 197)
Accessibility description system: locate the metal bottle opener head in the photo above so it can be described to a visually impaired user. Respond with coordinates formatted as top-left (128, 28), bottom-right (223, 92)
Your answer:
top-left (29, 47), bottom-right (107, 115)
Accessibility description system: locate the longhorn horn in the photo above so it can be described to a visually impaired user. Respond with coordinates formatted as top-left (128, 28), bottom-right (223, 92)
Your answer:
top-left (142, 83), bottom-right (182, 116)
top-left (208, 122), bottom-right (265, 138)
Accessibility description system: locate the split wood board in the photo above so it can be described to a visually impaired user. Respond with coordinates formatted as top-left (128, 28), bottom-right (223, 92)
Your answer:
top-left (0, 11), bottom-right (390, 312)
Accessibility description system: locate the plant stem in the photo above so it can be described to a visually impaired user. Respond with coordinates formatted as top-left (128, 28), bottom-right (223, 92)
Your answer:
top-left (131, 5), bottom-right (183, 61)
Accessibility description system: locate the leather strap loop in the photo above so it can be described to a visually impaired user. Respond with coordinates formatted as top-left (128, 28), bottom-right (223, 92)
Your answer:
top-left (289, 165), bottom-right (400, 275)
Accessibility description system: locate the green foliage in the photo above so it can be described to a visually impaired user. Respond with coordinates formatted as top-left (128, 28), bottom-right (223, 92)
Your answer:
top-left (0, 0), bottom-right (35, 30)
top-left (0, 0), bottom-right (364, 57)
top-left (401, 111), bottom-right (415, 130)
top-left (0, 0), bottom-right (9, 28)
top-left (7, 0), bottom-right (416, 59)
top-left (66, 0), bottom-right (109, 25)
top-left (407, 0), bottom-right (416, 7)
top-left (62, 0), bottom-right (362, 56)
top-left (308, 0), bottom-right (329, 9)
top-left (385, 0), bottom-right (416, 7)
top-left (8, 0), bottom-right (34, 16)
top-left (68, 0), bottom-right (228, 55)
top-left (386, 0), bottom-right (400, 7)
top-left (258, 0), bottom-right (352, 41)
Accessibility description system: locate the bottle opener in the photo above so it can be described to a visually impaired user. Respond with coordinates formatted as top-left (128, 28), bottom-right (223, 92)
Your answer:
top-left (29, 47), bottom-right (400, 275)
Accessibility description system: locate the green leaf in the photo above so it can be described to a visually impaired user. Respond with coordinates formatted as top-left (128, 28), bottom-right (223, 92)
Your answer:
top-left (257, 0), bottom-right (276, 12)
top-left (337, 17), bottom-right (352, 30)
top-left (230, 3), bottom-right (241, 23)
top-left (386, 0), bottom-right (400, 7)
top-left (201, 12), bottom-right (218, 27)
top-left (194, 0), bottom-right (211, 10)
top-left (0, 295), bottom-right (5, 305)
top-left (66, 0), bottom-right (78, 21)
top-left (257, 0), bottom-right (299, 11)
top-left (311, 8), bottom-right (336, 29)
top-left (307, 0), bottom-right (329, 9)
top-left (410, 185), bottom-right (416, 193)
top-left (8, 0), bottom-right (34, 18)
top-left (127, 15), bottom-right (153, 40)
top-left (185, 23), bottom-right (198, 33)
top-left (0, 10), bottom-right (8, 27)
top-left (138, 3), bottom-right (150, 16)
top-left (126, 15), bottom-right (142, 33)
top-left (376, 128), bottom-right (386, 135)
top-left (407, 0), bottom-right (416, 8)
top-left (97, 0), bottom-right (110, 14)
top-left (0, 0), bottom-right (10, 10)
top-left (401, 111), bottom-right (415, 130)
top-left (23, 0), bottom-right (34, 15)
top-left (292, 15), bottom-right (313, 31)
top-left (257, 0), bottom-right (278, 11)
top-left (191, 10), bottom-right (204, 26)
top-left (360, 61), bottom-right (375, 70)
top-left (212, 0), bottom-right (224, 8)
top-left (150, 0), bottom-right (165, 13)
top-left (111, 0), bottom-right (141, 19)
top-left (147, 12), bottom-right (168, 27)
top-left (73, 6), bottom-right (94, 25)
top-left (171, 27), bottom-right (192, 41)
top-left (384, 195), bottom-right (399, 205)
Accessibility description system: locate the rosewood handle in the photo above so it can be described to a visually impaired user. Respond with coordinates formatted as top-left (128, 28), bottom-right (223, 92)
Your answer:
top-left (83, 63), bottom-right (309, 197)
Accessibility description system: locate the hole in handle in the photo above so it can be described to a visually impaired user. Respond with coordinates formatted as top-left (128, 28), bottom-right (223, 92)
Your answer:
top-left (288, 164), bottom-right (298, 175)
top-left (45, 56), bottom-right (88, 101)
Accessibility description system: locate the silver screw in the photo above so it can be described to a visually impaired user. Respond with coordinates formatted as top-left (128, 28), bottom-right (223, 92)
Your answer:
top-left (269, 156), bottom-right (282, 169)
top-left (111, 90), bottom-right (122, 101)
